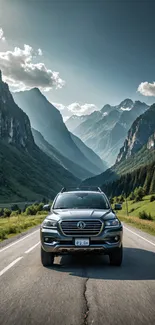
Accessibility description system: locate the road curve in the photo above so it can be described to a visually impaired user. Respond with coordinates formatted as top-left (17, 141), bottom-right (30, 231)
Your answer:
top-left (0, 224), bottom-right (155, 325)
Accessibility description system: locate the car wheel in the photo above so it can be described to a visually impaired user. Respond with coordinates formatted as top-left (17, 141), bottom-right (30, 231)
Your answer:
top-left (41, 246), bottom-right (54, 267)
top-left (109, 245), bottom-right (123, 266)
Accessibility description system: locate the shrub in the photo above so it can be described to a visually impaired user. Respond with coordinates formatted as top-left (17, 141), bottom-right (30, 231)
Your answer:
top-left (25, 205), bottom-right (37, 216)
top-left (0, 229), bottom-right (8, 240)
top-left (11, 210), bottom-right (20, 217)
top-left (25, 202), bottom-right (45, 216)
top-left (8, 225), bottom-right (19, 234)
top-left (3, 208), bottom-right (11, 218)
top-left (129, 192), bottom-right (135, 201)
top-left (11, 204), bottom-right (20, 211)
top-left (134, 187), bottom-right (145, 202)
top-left (139, 211), bottom-right (153, 221)
top-left (37, 203), bottom-right (44, 212)
top-left (150, 195), bottom-right (155, 202)
top-left (37, 210), bottom-right (47, 215)
top-left (120, 195), bottom-right (125, 203)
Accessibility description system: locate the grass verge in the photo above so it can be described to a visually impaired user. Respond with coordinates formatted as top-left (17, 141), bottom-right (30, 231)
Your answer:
top-left (116, 195), bottom-right (155, 236)
top-left (118, 215), bottom-right (155, 236)
top-left (0, 214), bottom-right (46, 241)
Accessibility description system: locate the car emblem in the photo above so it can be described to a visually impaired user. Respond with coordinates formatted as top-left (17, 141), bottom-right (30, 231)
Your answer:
top-left (77, 221), bottom-right (86, 229)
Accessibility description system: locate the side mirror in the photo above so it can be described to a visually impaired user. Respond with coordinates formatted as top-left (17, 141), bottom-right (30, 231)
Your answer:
top-left (114, 203), bottom-right (122, 211)
top-left (43, 204), bottom-right (51, 212)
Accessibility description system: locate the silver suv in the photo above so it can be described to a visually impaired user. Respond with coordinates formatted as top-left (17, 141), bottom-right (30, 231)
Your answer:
top-left (40, 187), bottom-right (123, 267)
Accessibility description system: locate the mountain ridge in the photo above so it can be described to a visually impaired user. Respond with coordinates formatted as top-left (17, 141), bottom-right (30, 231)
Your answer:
top-left (13, 88), bottom-right (106, 177)
top-left (83, 103), bottom-right (155, 187)
top-left (67, 99), bottom-right (149, 166)
top-left (0, 71), bottom-right (78, 202)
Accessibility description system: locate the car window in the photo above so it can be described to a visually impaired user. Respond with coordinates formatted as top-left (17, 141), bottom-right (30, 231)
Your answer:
top-left (53, 192), bottom-right (110, 210)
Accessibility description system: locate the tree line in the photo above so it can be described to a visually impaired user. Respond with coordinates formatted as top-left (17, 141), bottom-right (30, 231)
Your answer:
top-left (102, 161), bottom-right (155, 198)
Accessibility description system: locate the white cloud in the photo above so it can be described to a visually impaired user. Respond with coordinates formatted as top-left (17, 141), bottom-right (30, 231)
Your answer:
top-left (137, 81), bottom-right (155, 96)
top-left (0, 44), bottom-right (65, 91)
top-left (67, 102), bottom-right (97, 115)
top-left (0, 28), bottom-right (5, 41)
top-left (38, 48), bottom-right (42, 56)
top-left (51, 101), bottom-right (98, 118)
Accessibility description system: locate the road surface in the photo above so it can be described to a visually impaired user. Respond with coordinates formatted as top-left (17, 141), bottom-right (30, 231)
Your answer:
top-left (0, 224), bottom-right (155, 325)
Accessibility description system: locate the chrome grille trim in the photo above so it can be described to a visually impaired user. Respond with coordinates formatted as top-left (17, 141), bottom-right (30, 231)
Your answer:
top-left (59, 219), bottom-right (103, 236)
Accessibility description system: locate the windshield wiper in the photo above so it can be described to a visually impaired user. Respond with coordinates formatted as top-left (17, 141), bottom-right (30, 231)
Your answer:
top-left (54, 207), bottom-right (67, 209)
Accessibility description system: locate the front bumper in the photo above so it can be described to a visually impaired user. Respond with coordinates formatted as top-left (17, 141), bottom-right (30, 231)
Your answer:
top-left (40, 225), bottom-right (123, 255)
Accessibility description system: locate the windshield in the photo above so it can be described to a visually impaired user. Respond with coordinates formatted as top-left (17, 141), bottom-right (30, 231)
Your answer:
top-left (53, 192), bottom-right (110, 210)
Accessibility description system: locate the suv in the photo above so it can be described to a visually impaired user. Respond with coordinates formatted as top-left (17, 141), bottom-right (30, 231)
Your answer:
top-left (40, 187), bottom-right (123, 267)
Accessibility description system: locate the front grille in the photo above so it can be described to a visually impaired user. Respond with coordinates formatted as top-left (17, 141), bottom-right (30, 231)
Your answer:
top-left (60, 219), bottom-right (103, 236)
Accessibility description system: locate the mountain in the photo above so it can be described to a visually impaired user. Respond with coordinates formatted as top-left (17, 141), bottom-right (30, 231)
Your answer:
top-left (0, 71), bottom-right (78, 202)
top-left (117, 104), bottom-right (155, 163)
top-left (70, 99), bottom-right (148, 166)
top-left (13, 89), bottom-right (106, 177)
top-left (32, 128), bottom-right (94, 180)
top-left (83, 104), bottom-right (155, 187)
top-left (70, 133), bottom-right (106, 172)
top-left (66, 115), bottom-right (87, 133)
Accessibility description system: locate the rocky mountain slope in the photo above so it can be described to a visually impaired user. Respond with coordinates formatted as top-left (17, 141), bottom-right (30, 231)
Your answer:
top-left (69, 99), bottom-right (148, 166)
top-left (117, 104), bottom-right (155, 163)
top-left (13, 89), bottom-right (106, 177)
top-left (0, 71), bottom-right (78, 202)
top-left (32, 128), bottom-right (93, 180)
top-left (83, 104), bottom-right (155, 187)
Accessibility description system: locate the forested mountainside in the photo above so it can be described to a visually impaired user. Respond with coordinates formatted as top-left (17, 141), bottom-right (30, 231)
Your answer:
top-left (102, 161), bottom-right (155, 198)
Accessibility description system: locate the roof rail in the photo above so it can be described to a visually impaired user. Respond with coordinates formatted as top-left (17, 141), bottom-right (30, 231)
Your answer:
top-left (60, 186), bottom-right (102, 193)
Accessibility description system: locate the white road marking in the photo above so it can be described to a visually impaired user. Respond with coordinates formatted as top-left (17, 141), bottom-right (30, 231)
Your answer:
top-left (124, 226), bottom-right (155, 247)
top-left (25, 242), bottom-right (40, 254)
top-left (0, 229), bottom-right (39, 253)
top-left (0, 257), bottom-right (23, 277)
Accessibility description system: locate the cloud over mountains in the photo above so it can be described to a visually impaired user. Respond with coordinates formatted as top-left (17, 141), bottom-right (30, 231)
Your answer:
top-left (138, 81), bottom-right (155, 97)
top-left (0, 41), bottom-right (65, 91)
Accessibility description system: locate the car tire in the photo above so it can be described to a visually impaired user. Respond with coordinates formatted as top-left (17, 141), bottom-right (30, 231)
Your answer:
top-left (41, 246), bottom-right (54, 267)
top-left (109, 245), bottom-right (123, 266)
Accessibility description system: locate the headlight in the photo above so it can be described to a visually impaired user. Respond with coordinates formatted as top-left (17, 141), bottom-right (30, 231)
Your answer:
top-left (42, 219), bottom-right (57, 229)
top-left (105, 219), bottom-right (120, 227)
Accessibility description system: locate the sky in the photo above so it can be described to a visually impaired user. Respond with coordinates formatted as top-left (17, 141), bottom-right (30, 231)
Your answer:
top-left (0, 0), bottom-right (155, 120)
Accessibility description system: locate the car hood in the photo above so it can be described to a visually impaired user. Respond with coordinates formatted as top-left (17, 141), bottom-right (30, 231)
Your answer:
top-left (47, 209), bottom-right (116, 221)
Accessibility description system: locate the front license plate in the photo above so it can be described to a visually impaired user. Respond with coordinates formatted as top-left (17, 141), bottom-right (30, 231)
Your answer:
top-left (75, 238), bottom-right (90, 246)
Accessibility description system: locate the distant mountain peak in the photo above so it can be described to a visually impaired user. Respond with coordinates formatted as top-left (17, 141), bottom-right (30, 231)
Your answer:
top-left (119, 98), bottom-right (133, 106)
top-left (30, 87), bottom-right (41, 93)
top-left (118, 98), bottom-right (133, 111)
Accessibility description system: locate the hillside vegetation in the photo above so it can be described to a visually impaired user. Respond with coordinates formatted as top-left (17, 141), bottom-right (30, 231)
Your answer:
top-left (116, 195), bottom-right (155, 235)
top-left (102, 161), bottom-right (155, 198)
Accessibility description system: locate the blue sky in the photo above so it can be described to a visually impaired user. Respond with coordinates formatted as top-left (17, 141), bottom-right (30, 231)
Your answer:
top-left (0, 0), bottom-right (155, 119)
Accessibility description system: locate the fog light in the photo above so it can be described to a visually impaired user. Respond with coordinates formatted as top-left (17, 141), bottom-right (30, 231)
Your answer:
top-left (44, 237), bottom-right (49, 242)
top-left (114, 236), bottom-right (119, 241)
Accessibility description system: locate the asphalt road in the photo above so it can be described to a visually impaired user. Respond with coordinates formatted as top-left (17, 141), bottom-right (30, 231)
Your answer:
top-left (0, 224), bottom-right (155, 325)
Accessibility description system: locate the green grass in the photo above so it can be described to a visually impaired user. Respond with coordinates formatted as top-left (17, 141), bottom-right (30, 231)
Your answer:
top-left (0, 214), bottom-right (46, 241)
top-left (117, 195), bottom-right (155, 236)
